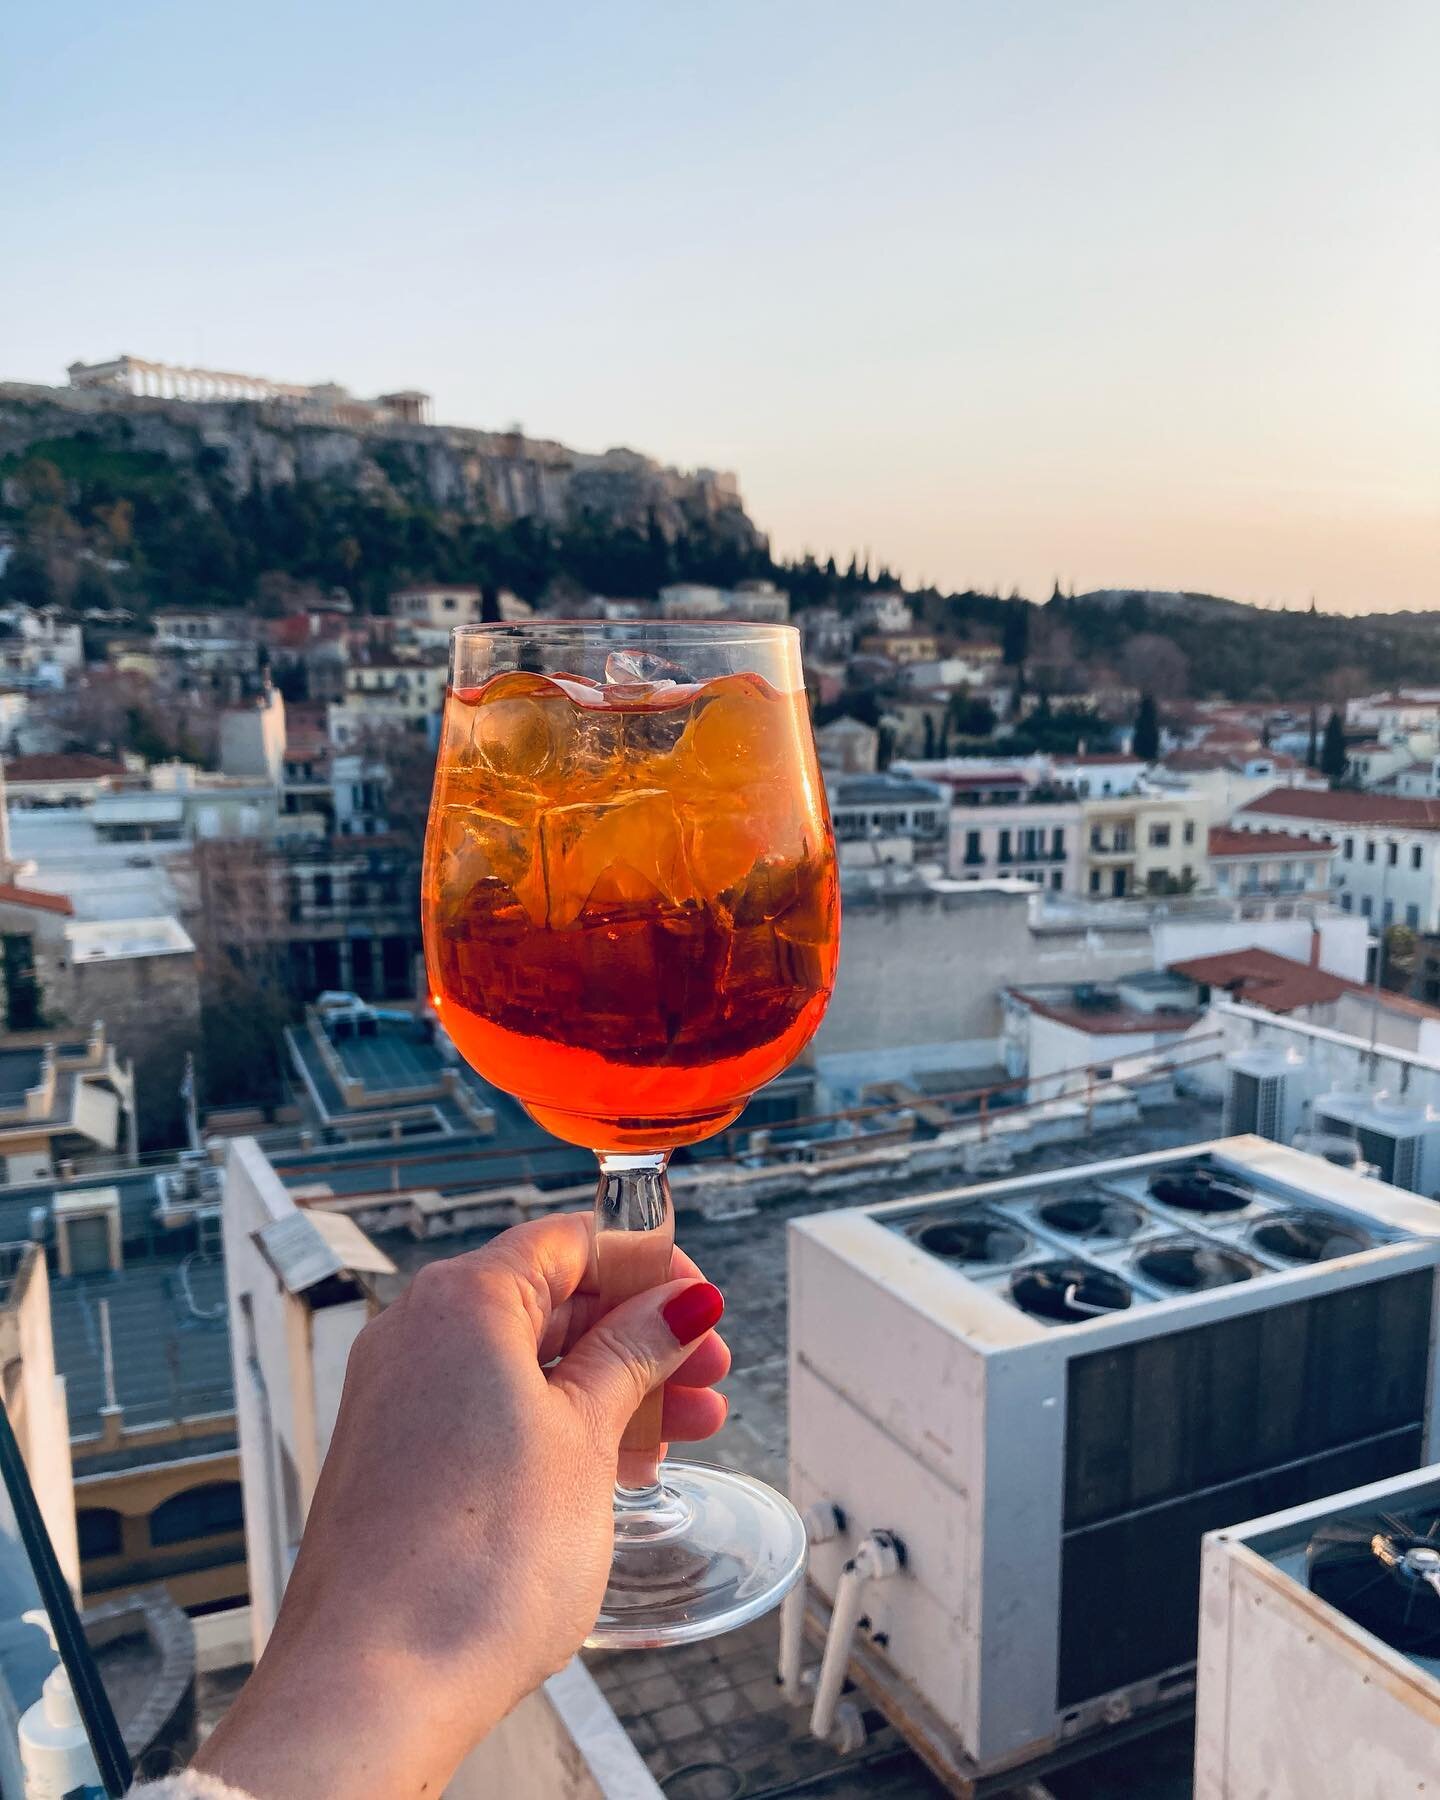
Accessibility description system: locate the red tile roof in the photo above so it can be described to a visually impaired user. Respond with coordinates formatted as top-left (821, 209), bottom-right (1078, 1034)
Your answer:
top-left (1169, 947), bottom-right (1440, 1020)
top-left (1005, 989), bottom-right (1203, 1036)
top-left (1208, 827), bottom-right (1335, 858)
top-left (1239, 787), bottom-right (1440, 829)
top-left (3, 753), bottom-right (127, 784)
top-left (0, 883), bottom-right (74, 917)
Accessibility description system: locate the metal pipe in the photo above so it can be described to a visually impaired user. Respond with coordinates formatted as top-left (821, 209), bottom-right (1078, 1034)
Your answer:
top-left (809, 1530), bottom-right (903, 1745)
top-left (777, 1577), bottom-right (808, 1705)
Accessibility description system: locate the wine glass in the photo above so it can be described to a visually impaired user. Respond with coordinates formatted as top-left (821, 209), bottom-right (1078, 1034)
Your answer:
top-left (421, 620), bottom-right (840, 1647)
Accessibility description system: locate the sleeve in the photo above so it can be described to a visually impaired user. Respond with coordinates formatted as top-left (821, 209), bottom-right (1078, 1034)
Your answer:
top-left (131, 1775), bottom-right (256, 1800)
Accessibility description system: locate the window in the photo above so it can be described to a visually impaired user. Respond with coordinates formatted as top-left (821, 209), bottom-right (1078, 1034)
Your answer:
top-left (1341, 892), bottom-right (1353, 911)
top-left (1360, 895), bottom-right (1372, 917)
top-left (314, 874), bottom-right (333, 909)
top-left (77, 1507), bottom-right (123, 1560)
top-left (443, 595), bottom-right (456, 610)
top-left (149, 1481), bottom-right (245, 1547)
top-left (1216, 866), bottom-right (1231, 891)
top-left (964, 829), bottom-right (982, 865)
top-left (1051, 827), bottom-right (1065, 858)
top-left (1344, 837), bottom-right (1354, 859)
top-left (1247, 863), bottom-right (1261, 885)
top-left (1365, 842), bottom-right (1376, 864)
top-left (1383, 899), bottom-right (1395, 926)
top-left (1413, 846), bottom-right (1424, 871)
top-left (1183, 821), bottom-right (1196, 845)
top-left (998, 829), bottom-right (1012, 864)
top-left (1280, 861), bottom-right (1295, 883)
top-left (1051, 870), bottom-right (1063, 890)
top-left (1389, 841), bottom-right (1399, 866)
top-left (1090, 827), bottom-right (1103, 851)
top-left (1089, 870), bottom-right (1102, 894)
top-left (1148, 824), bottom-right (1171, 848)
top-left (1407, 903), bottom-right (1421, 928)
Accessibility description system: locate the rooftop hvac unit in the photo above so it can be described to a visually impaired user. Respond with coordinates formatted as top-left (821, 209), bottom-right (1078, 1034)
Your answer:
top-left (1196, 1462), bottom-right (1440, 1799)
top-left (1222, 1048), bottom-right (1307, 1144)
top-left (788, 1136), bottom-right (1440, 1789)
top-left (1313, 1091), bottom-right (1440, 1195)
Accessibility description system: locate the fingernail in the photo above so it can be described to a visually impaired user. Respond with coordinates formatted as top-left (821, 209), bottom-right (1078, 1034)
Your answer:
top-left (662, 1282), bottom-right (725, 1345)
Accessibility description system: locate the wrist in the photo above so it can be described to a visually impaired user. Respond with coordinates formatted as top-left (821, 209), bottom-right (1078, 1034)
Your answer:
top-left (194, 1625), bottom-right (506, 1800)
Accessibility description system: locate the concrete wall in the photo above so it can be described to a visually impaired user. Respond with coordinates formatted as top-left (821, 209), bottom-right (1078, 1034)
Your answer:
top-left (223, 1138), bottom-right (371, 1655)
top-left (0, 1247), bottom-right (79, 1591)
top-left (64, 949), bottom-right (201, 1149)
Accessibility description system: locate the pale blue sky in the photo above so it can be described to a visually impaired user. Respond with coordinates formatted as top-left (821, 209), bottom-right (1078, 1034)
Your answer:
top-left (4, 1), bottom-right (1436, 610)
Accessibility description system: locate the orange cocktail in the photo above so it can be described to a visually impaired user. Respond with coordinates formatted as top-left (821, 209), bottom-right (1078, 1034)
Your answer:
top-left (423, 665), bottom-right (839, 1151)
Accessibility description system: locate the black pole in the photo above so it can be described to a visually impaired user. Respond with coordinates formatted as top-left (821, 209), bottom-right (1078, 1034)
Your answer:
top-left (0, 1396), bottom-right (131, 1796)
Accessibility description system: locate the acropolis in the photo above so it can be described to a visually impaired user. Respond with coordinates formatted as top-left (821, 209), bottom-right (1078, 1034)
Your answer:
top-left (66, 354), bottom-right (431, 425)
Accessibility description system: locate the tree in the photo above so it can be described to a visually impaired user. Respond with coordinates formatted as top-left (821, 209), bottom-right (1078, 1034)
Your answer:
top-left (1321, 711), bottom-right (1348, 785)
top-left (1306, 707), bottom-right (1319, 768)
top-left (1121, 633), bottom-right (1190, 700)
top-left (1132, 694), bottom-right (1160, 762)
top-left (1001, 603), bottom-right (1029, 666)
top-left (1260, 718), bottom-right (1272, 749)
top-left (922, 714), bottom-right (936, 758)
top-left (1383, 924), bottom-right (1418, 993)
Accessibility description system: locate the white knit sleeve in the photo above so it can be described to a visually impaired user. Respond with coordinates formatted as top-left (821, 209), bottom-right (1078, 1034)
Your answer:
top-left (131, 1775), bottom-right (256, 1800)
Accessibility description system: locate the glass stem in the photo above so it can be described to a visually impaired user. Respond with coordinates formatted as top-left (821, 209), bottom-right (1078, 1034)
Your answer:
top-left (594, 1152), bottom-right (675, 1496)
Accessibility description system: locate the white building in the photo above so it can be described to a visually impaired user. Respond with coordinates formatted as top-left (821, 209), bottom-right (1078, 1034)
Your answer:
top-left (389, 585), bottom-right (485, 628)
top-left (1232, 789), bottom-right (1440, 932)
top-left (330, 660), bottom-right (448, 742)
top-left (1345, 690), bottom-right (1440, 737)
top-left (1048, 752), bottom-right (1148, 797)
top-left (218, 685), bottom-right (286, 784)
top-left (1206, 826), bottom-right (1336, 901)
top-left (854, 591), bottom-right (914, 634)
top-left (827, 772), bottom-right (948, 869)
top-left (949, 799), bottom-right (1083, 893)
top-left (814, 715), bottom-right (879, 774)
top-left (657, 582), bottom-right (789, 623)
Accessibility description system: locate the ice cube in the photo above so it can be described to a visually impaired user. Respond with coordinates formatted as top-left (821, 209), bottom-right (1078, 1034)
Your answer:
top-left (686, 678), bottom-right (794, 787)
top-left (604, 648), bottom-right (691, 687)
top-left (431, 803), bottom-right (545, 928)
top-left (471, 677), bottom-right (566, 782)
top-left (540, 790), bottom-right (695, 929)
top-left (688, 811), bottom-right (768, 901)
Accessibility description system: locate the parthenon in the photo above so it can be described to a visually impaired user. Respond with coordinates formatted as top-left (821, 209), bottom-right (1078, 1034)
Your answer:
top-left (65, 356), bottom-right (431, 424)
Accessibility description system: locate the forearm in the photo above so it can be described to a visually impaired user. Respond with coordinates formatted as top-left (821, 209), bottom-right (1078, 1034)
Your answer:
top-left (190, 1632), bottom-right (496, 1800)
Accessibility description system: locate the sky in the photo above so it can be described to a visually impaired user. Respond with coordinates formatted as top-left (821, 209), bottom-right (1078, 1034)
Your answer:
top-left (3, 0), bottom-right (1437, 613)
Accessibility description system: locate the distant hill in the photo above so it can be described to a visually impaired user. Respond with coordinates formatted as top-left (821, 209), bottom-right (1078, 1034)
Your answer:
top-left (0, 380), bottom-right (767, 611)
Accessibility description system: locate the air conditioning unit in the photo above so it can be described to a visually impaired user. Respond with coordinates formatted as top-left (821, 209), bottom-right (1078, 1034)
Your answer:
top-left (788, 1136), bottom-right (1440, 1789)
top-left (1222, 1048), bottom-right (1307, 1143)
top-left (1313, 1091), bottom-right (1440, 1195)
top-left (1196, 1462), bottom-right (1440, 1798)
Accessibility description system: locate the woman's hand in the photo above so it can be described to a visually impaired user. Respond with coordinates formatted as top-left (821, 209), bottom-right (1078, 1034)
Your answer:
top-left (193, 1212), bottom-right (728, 1799)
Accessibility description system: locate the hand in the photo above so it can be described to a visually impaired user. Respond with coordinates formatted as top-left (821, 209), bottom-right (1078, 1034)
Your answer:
top-left (192, 1212), bottom-right (728, 1799)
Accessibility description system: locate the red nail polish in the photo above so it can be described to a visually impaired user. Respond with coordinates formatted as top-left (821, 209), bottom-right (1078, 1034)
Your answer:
top-left (662, 1282), bottom-right (724, 1345)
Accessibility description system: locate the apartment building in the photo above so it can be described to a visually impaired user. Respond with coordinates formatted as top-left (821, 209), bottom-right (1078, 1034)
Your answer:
top-left (1080, 793), bottom-right (1209, 898)
top-left (1233, 788), bottom-right (1440, 932)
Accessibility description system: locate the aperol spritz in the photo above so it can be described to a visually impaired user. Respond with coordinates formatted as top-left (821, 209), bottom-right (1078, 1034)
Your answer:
top-left (421, 622), bottom-right (840, 1648)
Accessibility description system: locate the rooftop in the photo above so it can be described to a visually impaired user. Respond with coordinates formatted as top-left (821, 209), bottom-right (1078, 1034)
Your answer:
top-left (1170, 946), bottom-right (1440, 1022)
top-left (1006, 983), bottom-right (1204, 1036)
top-left (0, 881), bottom-right (74, 916)
top-left (65, 915), bottom-right (195, 961)
top-left (1241, 786), bottom-right (1440, 828)
top-left (1207, 827), bottom-right (1335, 858)
top-left (3, 752), bottom-right (128, 783)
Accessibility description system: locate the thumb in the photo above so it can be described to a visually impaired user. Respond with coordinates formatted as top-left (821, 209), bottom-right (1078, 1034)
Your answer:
top-left (550, 1278), bottom-right (724, 1440)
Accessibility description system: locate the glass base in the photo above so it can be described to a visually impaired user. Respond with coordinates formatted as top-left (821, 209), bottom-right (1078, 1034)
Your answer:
top-left (586, 1460), bottom-right (807, 1650)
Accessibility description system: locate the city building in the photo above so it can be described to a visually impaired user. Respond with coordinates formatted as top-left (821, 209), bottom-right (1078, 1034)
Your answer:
top-left (949, 798), bottom-right (1083, 892)
top-left (1049, 751), bottom-right (1149, 795)
top-left (856, 628), bottom-right (941, 665)
top-left (814, 715), bottom-right (879, 775)
top-left (329, 658), bottom-right (448, 741)
top-left (1154, 746), bottom-right (1326, 819)
top-left (1206, 826), bottom-right (1335, 901)
top-left (854, 591), bottom-right (914, 634)
top-left (3, 752), bottom-right (128, 809)
top-left (1080, 792), bottom-right (1210, 897)
top-left (825, 772), bottom-right (948, 870)
top-left (657, 582), bottom-right (790, 623)
top-left (1232, 788), bottom-right (1440, 931)
top-left (1002, 972), bottom-right (1204, 1099)
top-left (798, 605), bottom-right (854, 661)
top-left (218, 684), bottom-right (286, 784)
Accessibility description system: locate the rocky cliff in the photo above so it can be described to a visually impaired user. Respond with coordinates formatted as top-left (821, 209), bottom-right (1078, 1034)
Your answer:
top-left (0, 381), bottom-right (765, 552)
